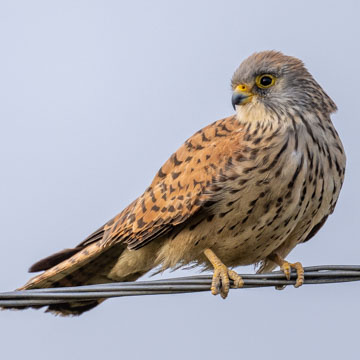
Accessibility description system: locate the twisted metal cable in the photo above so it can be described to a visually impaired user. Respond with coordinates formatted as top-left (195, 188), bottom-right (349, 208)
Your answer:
top-left (1, 265), bottom-right (359, 307)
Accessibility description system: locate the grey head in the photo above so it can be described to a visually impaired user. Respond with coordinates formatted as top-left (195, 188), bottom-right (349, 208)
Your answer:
top-left (231, 51), bottom-right (337, 116)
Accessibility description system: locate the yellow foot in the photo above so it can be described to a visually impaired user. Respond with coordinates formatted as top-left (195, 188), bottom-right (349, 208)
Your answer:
top-left (268, 253), bottom-right (304, 288)
top-left (204, 248), bottom-right (244, 299)
top-left (281, 261), bottom-right (304, 288)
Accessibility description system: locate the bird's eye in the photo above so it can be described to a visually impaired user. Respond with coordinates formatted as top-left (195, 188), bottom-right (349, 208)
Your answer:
top-left (256, 74), bottom-right (276, 89)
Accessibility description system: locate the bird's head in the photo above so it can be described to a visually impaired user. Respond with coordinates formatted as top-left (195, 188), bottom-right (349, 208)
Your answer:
top-left (231, 51), bottom-right (337, 119)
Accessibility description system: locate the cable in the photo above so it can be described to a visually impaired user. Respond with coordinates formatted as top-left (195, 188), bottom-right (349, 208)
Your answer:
top-left (1, 265), bottom-right (359, 307)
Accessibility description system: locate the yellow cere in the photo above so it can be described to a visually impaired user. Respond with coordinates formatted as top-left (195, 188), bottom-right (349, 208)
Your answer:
top-left (235, 84), bottom-right (250, 93)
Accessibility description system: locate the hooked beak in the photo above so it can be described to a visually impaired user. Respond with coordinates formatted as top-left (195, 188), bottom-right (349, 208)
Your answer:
top-left (232, 84), bottom-right (253, 110)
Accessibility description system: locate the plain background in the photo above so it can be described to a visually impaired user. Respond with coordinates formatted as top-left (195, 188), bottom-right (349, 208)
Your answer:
top-left (0, 1), bottom-right (359, 359)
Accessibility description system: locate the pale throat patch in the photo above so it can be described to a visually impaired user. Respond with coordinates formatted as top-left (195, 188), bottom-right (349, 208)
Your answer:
top-left (235, 100), bottom-right (271, 125)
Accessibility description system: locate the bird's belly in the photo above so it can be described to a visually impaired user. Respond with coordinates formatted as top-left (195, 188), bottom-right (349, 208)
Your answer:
top-left (207, 168), bottom-right (341, 267)
top-left (198, 204), bottom-right (298, 267)
top-left (165, 176), bottom-right (305, 268)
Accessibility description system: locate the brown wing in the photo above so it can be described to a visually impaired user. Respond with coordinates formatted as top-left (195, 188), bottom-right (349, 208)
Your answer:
top-left (22, 115), bottom-right (245, 290)
top-left (28, 223), bottom-right (110, 272)
top-left (103, 115), bottom-right (245, 250)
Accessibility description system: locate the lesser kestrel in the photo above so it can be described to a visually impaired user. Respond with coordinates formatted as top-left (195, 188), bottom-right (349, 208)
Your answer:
top-left (6, 51), bottom-right (346, 315)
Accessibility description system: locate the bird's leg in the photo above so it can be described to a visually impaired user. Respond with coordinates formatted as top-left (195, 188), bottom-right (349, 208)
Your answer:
top-left (267, 253), bottom-right (304, 288)
top-left (204, 248), bottom-right (244, 299)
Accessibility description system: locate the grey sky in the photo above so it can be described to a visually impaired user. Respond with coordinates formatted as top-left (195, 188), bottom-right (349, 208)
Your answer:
top-left (0, 0), bottom-right (359, 359)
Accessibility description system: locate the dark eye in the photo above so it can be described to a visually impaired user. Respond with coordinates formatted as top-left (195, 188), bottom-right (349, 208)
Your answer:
top-left (260, 76), bottom-right (272, 86)
top-left (256, 74), bottom-right (276, 89)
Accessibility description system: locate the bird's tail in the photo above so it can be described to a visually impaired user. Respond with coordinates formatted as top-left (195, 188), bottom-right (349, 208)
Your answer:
top-left (3, 242), bottom-right (141, 316)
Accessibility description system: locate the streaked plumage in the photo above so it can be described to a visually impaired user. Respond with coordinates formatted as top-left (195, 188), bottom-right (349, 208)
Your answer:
top-left (6, 51), bottom-right (346, 315)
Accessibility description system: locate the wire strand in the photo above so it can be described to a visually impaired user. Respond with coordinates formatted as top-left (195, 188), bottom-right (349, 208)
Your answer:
top-left (1, 265), bottom-right (359, 307)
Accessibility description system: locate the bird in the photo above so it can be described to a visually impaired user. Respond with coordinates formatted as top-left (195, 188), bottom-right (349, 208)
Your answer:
top-left (5, 50), bottom-right (346, 316)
